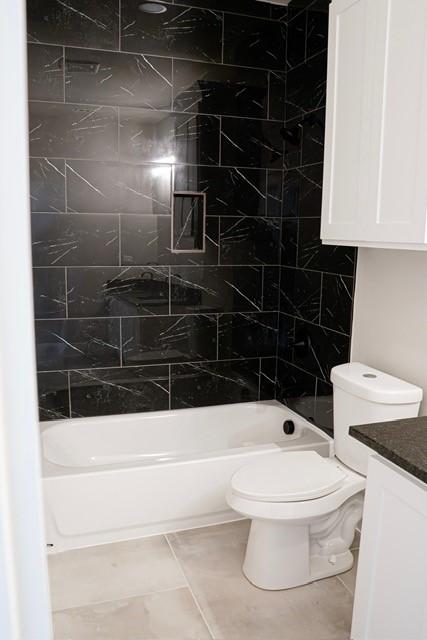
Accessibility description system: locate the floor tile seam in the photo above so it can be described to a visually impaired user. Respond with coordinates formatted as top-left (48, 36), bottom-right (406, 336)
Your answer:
top-left (165, 534), bottom-right (216, 640)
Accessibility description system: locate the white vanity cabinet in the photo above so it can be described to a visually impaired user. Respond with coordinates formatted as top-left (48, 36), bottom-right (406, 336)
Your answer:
top-left (321, 0), bottom-right (427, 250)
top-left (351, 455), bottom-right (427, 640)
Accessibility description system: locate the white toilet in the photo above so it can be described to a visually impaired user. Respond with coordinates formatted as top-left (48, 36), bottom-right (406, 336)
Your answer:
top-left (226, 362), bottom-right (422, 590)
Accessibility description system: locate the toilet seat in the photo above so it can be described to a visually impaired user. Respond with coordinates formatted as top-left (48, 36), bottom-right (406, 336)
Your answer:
top-left (231, 451), bottom-right (347, 503)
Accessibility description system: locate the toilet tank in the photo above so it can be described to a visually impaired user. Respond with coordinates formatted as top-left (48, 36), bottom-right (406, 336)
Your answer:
top-left (331, 363), bottom-right (422, 476)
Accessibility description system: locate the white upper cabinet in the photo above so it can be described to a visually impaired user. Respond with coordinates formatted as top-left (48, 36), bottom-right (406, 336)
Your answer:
top-left (321, 0), bottom-right (427, 249)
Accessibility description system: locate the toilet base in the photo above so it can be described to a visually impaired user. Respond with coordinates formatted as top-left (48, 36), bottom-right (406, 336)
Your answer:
top-left (242, 493), bottom-right (363, 590)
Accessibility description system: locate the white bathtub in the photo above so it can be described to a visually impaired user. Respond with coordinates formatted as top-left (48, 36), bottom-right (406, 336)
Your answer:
top-left (42, 400), bottom-right (332, 552)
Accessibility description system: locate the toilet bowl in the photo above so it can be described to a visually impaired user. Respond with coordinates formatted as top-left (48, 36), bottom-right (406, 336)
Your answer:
top-left (227, 363), bottom-right (423, 590)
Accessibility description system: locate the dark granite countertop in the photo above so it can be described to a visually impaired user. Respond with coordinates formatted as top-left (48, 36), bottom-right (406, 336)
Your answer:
top-left (350, 417), bottom-right (427, 484)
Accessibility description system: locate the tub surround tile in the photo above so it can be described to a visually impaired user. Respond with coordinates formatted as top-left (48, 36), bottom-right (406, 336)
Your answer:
top-left (260, 357), bottom-right (278, 400)
top-left (27, 0), bottom-right (119, 50)
top-left (65, 160), bottom-right (171, 215)
top-left (48, 536), bottom-right (185, 611)
top-left (302, 107), bottom-right (325, 165)
top-left (29, 102), bottom-right (119, 160)
top-left (321, 274), bottom-right (354, 336)
top-left (283, 164), bottom-right (323, 218)
top-left (223, 14), bottom-right (286, 71)
top-left (268, 71), bottom-right (287, 121)
top-left (121, 2), bottom-right (223, 63)
top-left (218, 312), bottom-right (278, 360)
top-left (119, 108), bottom-right (220, 166)
top-left (35, 318), bottom-right (120, 371)
top-left (174, 165), bottom-right (268, 217)
top-left (315, 379), bottom-right (334, 434)
top-left (170, 266), bottom-right (263, 315)
top-left (281, 219), bottom-right (299, 267)
top-left (219, 217), bottom-right (281, 266)
top-left (276, 358), bottom-right (316, 421)
top-left (37, 371), bottom-right (70, 420)
top-left (280, 267), bottom-right (321, 323)
top-left (33, 267), bottom-right (66, 319)
top-left (220, 117), bottom-right (284, 169)
top-left (286, 10), bottom-right (307, 69)
top-left (262, 266), bottom-right (280, 311)
top-left (69, 366), bottom-right (170, 417)
top-left (31, 213), bottom-right (119, 267)
top-left (121, 215), bottom-right (219, 266)
top-left (65, 49), bottom-right (172, 110)
top-left (27, 44), bottom-right (64, 102)
top-left (67, 267), bottom-right (170, 318)
top-left (297, 217), bottom-right (356, 275)
top-left (168, 521), bottom-right (354, 640)
top-left (306, 0), bottom-right (329, 59)
top-left (29, 158), bottom-right (66, 213)
top-left (171, 359), bottom-right (260, 408)
top-left (179, 0), bottom-right (271, 18)
top-left (286, 51), bottom-right (327, 120)
top-left (267, 170), bottom-right (284, 217)
top-left (121, 315), bottom-right (217, 366)
top-left (173, 60), bottom-right (268, 119)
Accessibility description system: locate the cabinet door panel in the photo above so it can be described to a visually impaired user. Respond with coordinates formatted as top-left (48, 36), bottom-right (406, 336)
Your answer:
top-left (369, 0), bottom-right (427, 243)
top-left (352, 456), bottom-right (427, 639)
top-left (321, 0), bottom-right (371, 241)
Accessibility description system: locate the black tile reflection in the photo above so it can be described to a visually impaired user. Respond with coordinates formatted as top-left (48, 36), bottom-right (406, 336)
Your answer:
top-left (29, 102), bottom-right (118, 160)
top-left (27, 44), bottom-right (63, 102)
top-left (321, 274), bottom-right (354, 335)
top-left (278, 312), bottom-right (295, 362)
top-left (281, 219), bottom-right (298, 267)
top-left (122, 315), bottom-right (217, 365)
top-left (267, 171), bottom-right (283, 217)
top-left (35, 318), bottom-right (120, 371)
top-left (171, 359), bottom-right (260, 408)
top-left (315, 379), bottom-right (333, 435)
top-left (65, 49), bottom-right (172, 110)
top-left (171, 266), bottom-right (263, 314)
top-left (302, 108), bottom-right (325, 165)
top-left (283, 164), bottom-right (323, 218)
top-left (173, 60), bottom-right (268, 118)
top-left (33, 268), bottom-right (66, 319)
top-left (121, 215), bottom-right (219, 266)
top-left (30, 158), bottom-right (66, 213)
top-left (292, 319), bottom-right (350, 382)
top-left (220, 217), bottom-right (280, 265)
top-left (121, 3), bottom-right (223, 63)
top-left (297, 218), bottom-right (355, 275)
top-left (280, 267), bottom-right (321, 322)
top-left (223, 14), bottom-right (286, 71)
top-left (262, 266), bottom-right (280, 311)
top-left (37, 371), bottom-right (70, 421)
top-left (268, 71), bottom-right (286, 121)
top-left (31, 213), bottom-right (119, 267)
top-left (66, 161), bottom-right (171, 214)
top-left (283, 117), bottom-right (303, 169)
top-left (221, 118), bottom-right (283, 169)
top-left (260, 357), bottom-right (278, 400)
top-left (67, 267), bottom-right (170, 318)
top-left (27, 0), bottom-right (119, 50)
top-left (276, 358), bottom-right (316, 421)
top-left (218, 312), bottom-right (278, 359)
top-left (286, 51), bottom-right (327, 120)
top-left (306, 0), bottom-right (329, 59)
top-left (119, 108), bottom-right (219, 165)
top-left (70, 366), bottom-right (169, 417)
top-left (286, 11), bottom-right (306, 69)
top-left (175, 165), bottom-right (267, 217)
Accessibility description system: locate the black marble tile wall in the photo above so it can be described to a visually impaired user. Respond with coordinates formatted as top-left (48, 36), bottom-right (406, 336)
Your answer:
top-left (28, 0), bottom-right (354, 427)
top-left (27, 0), bottom-right (286, 420)
top-left (277, 0), bottom-right (356, 435)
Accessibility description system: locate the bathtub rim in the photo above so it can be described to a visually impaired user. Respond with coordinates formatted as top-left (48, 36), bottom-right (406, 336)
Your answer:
top-left (41, 400), bottom-right (333, 478)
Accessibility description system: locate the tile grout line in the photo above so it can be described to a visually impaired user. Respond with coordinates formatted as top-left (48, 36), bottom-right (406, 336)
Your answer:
top-left (165, 534), bottom-right (216, 640)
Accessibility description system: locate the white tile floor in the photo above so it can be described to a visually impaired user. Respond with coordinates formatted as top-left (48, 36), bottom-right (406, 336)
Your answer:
top-left (49, 520), bottom-right (359, 640)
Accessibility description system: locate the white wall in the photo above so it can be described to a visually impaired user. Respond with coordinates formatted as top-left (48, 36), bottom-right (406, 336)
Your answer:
top-left (351, 248), bottom-right (427, 415)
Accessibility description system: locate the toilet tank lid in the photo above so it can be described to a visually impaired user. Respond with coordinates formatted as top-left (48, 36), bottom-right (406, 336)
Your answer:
top-left (331, 363), bottom-right (423, 405)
